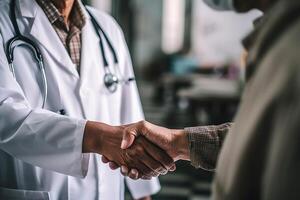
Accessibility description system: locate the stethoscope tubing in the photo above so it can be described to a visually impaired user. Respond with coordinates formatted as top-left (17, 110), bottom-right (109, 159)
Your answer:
top-left (7, 0), bottom-right (47, 108)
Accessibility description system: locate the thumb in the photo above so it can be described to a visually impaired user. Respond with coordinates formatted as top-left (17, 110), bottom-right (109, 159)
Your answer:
top-left (121, 130), bottom-right (137, 149)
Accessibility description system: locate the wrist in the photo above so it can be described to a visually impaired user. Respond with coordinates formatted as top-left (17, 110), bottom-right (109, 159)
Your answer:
top-left (83, 121), bottom-right (99, 153)
top-left (83, 121), bottom-right (123, 155)
top-left (83, 121), bottom-right (113, 154)
top-left (172, 129), bottom-right (190, 161)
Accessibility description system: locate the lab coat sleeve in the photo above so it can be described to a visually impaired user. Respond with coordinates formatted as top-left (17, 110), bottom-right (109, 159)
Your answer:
top-left (126, 178), bottom-right (161, 199)
top-left (118, 27), bottom-right (161, 198)
top-left (0, 34), bottom-right (89, 178)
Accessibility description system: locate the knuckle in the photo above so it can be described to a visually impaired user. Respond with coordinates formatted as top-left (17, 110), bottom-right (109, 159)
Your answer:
top-left (151, 164), bottom-right (161, 171)
top-left (152, 171), bottom-right (160, 177)
top-left (140, 120), bottom-right (147, 128)
top-left (157, 166), bottom-right (165, 173)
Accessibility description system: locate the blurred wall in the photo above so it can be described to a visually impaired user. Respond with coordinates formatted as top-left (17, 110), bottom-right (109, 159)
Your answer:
top-left (88, 0), bottom-right (261, 70)
top-left (130, 0), bottom-right (163, 69)
top-left (191, 0), bottom-right (262, 66)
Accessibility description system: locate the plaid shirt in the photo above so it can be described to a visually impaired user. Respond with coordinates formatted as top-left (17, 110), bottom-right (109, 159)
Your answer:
top-left (186, 123), bottom-right (232, 170)
top-left (36, 0), bottom-right (86, 72)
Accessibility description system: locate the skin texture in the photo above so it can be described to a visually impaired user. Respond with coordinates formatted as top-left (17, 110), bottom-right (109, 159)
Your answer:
top-left (121, 121), bottom-right (190, 161)
top-left (103, 121), bottom-right (190, 179)
top-left (50, 0), bottom-right (66, 11)
top-left (83, 121), bottom-right (176, 179)
top-left (50, 0), bottom-right (74, 25)
top-left (83, 121), bottom-right (176, 199)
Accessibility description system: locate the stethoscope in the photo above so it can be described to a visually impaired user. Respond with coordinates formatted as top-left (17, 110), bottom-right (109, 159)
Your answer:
top-left (5, 0), bottom-right (135, 110)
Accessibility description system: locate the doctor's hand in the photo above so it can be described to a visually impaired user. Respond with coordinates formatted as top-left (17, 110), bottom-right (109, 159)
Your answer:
top-left (82, 121), bottom-right (175, 179)
top-left (103, 121), bottom-right (190, 179)
top-left (122, 121), bottom-right (190, 161)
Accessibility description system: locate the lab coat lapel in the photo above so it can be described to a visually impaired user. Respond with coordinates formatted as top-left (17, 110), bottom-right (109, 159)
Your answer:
top-left (80, 18), bottom-right (101, 87)
top-left (79, 14), bottom-right (102, 119)
top-left (18, 0), bottom-right (79, 78)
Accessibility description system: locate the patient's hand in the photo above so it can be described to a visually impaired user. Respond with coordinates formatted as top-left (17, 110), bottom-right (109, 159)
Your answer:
top-left (102, 121), bottom-right (190, 179)
top-left (121, 136), bottom-right (175, 179)
top-left (83, 121), bottom-right (175, 179)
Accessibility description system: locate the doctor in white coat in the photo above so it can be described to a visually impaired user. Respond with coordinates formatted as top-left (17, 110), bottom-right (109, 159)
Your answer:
top-left (0, 0), bottom-right (174, 199)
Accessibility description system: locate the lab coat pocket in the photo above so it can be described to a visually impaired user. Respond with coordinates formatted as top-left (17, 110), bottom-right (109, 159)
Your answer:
top-left (0, 187), bottom-right (50, 200)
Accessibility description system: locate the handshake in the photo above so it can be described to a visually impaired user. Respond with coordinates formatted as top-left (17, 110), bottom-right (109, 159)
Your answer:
top-left (83, 121), bottom-right (190, 180)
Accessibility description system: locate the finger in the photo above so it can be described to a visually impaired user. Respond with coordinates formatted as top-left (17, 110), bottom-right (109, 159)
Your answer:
top-left (134, 159), bottom-right (159, 178)
top-left (169, 164), bottom-right (176, 172)
top-left (140, 137), bottom-right (174, 171)
top-left (109, 162), bottom-right (120, 170)
top-left (128, 169), bottom-right (139, 180)
top-left (121, 130), bottom-right (137, 149)
top-left (137, 147), bottom-right (166, 176)
top-left (123, 138), bottom-right (160, 178)
top-left (130, 158), bottom-right (157, 179)
top-left (101, 156), bottom-right (110, 163)
top-left (125, 143), bottom-right (161, 177)
top-left (120, 166), bottom-right (129, 176)
top-left (128, 168), bottom-right (140, 179)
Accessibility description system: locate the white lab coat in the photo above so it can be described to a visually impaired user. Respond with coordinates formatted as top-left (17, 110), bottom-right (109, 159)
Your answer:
top-left (0, 0), bottom-right (160, 199)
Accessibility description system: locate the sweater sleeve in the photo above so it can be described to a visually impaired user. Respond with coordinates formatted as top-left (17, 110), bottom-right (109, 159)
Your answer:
top-left (185, 123), bottom-right (232, 170)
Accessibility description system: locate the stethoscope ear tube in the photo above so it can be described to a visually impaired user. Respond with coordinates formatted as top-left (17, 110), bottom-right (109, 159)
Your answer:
top-left (39, 61), bottom-right (48, 108)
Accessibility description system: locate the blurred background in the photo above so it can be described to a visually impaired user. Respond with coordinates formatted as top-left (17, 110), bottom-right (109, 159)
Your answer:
top-left (83, 0), bottom-right (261, 199)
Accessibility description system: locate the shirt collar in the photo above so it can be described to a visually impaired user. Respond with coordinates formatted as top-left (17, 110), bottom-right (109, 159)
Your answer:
top-left (35, 0), bottom-right (86, 30)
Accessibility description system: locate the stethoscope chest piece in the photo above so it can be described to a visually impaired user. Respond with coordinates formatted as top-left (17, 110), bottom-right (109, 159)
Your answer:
top-left (104, 72), bottom-right (119, 93)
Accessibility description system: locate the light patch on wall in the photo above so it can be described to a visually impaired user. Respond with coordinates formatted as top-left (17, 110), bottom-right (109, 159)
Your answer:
top-left (162, 0), bottom-right (186, 54)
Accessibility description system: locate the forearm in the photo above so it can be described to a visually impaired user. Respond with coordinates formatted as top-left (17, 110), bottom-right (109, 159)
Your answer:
top-left (185, 123), bottom-right (232, 170)
top-left (83, 121), bottom-right (103, 154)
